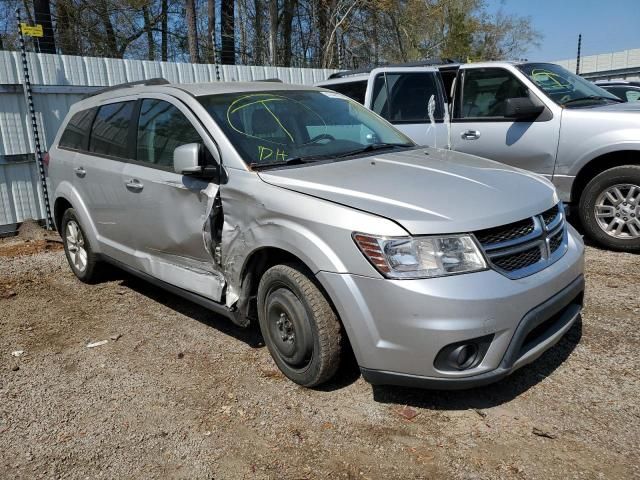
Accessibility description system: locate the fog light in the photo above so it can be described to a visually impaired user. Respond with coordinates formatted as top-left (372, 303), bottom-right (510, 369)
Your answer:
top-left (434, 334), bottom-right (494, 372)
top-left (448, 344), bottom-right (479, 370)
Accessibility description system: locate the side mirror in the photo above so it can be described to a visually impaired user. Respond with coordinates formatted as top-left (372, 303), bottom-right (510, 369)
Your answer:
top-left (504, 97), bottom-right (545, 120)
top-left (173, 143), bottom-right (202, 175)
top-left (173, 143), bottom-right (221, 181)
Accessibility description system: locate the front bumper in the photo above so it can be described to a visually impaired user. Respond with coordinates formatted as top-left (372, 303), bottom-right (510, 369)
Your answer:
top-left (316, 225), bottom-right (585, 389)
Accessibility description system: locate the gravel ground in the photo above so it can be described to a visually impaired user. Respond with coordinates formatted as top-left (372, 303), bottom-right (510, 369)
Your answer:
top-left (0, 227), bottom-right (639, 479)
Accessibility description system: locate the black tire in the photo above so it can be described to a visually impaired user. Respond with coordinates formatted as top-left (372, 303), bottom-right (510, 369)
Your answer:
top-left (257, 263), bottom-right (342, 387)
top-left (578, 166), bottom-right (640, 252)
top-left (61, 208), bottom-right (103, 283)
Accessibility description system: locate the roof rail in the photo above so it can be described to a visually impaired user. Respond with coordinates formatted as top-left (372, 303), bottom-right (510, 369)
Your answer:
top-left (327, 59), bottom-right (458, 79)
top-left (256, 78), bottom-right (283, 82)
top-left (87, 78), bottom-right (170, 97)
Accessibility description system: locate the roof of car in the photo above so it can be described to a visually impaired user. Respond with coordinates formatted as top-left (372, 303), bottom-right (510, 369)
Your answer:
top-left (86, 79), bottom-right (319, 102)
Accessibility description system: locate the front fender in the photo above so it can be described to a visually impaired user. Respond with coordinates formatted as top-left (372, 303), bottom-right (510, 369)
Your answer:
top-left (568, 139), bottom-right (640, 177)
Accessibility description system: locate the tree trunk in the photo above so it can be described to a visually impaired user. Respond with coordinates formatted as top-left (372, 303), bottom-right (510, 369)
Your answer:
top-left (33, 0), bottom-right (56, 54)
top-left (161, 0), bottom-right (168, 61)
top-left (142, 4), bottom-right (155, 61)
top-left (268, 0), bottom-right (278, 65)
top-left (207, 0), bottom-right (216, 62)
top-left (253, 0), bottom-right (263, 64)
top-left (281, 0), bottom-right (296, 66)
top-left (185, 0), bottom-right (200, 63)
top-left (55, 0), bottom-right (79, 56)
top-left (221, 0), bottom-right (235, 64)
top-left (96, 0), bottom-right (118, 58)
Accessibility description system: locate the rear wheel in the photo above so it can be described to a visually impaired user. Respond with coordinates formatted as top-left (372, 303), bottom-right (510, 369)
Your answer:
top-left (578, 166), bottom-right (640, 252)
top-left (257, 263), bottom-right (342, 387)
top-left (61, 209), bottom-right (103, 282)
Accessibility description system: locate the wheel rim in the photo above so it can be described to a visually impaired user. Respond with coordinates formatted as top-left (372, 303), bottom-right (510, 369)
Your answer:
top-left (265, 287), bottom-right (314, 371)
top-left (594, 183), bottom-right (640, 239)
top-left (65, 220), bottom-right (88, 272)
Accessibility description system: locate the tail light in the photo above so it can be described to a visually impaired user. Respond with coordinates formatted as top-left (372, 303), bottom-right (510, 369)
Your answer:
top-left (42, 152), bottom-right (50, 168)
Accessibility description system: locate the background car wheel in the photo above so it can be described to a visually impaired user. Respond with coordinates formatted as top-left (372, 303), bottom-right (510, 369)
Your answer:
top-left (61, 208), bottom-right (103, 283)
top-left (257, 263), bottom-right (342, 387)
top-left (579, 166), bottom-right (640, 252)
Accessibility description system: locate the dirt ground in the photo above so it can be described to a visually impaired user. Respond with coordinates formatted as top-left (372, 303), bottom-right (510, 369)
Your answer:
top-left (1, 223), bottom-right (639, 479)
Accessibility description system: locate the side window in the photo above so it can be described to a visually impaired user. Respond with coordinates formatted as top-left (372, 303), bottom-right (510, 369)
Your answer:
top-left (457, 68), bottom-right (529, 119)
top-left (323, 81), bottom-right (367, 104)
top-left (59, 108), bottom-right (95, 150)
top-left (136, 99), bottom-right (202, 167)
top-left (89, 101), bottom-right (135, 158)
top-left (370, 72), bottom-right (443, 123)
top-left (627, 90), bottom-right (640, 102)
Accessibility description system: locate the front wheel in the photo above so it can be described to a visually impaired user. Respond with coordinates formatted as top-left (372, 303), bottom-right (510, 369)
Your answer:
top-left (257, 263), bottom-right (343, 387)
top-left (578, 165), bottom-right (640, 252)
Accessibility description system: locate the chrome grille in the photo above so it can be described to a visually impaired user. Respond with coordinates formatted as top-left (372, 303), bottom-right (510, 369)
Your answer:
top-left (474, 203), bottom-right (568, 279)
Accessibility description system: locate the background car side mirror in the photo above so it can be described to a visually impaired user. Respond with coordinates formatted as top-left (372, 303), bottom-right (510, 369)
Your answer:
top-left (504, 97), bottom-right (545, 120)
top-left (173, 143), bottom-right (222, 182)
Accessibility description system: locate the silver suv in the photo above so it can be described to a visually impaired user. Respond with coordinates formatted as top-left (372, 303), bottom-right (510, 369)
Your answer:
top-left (49, 80), bottom-right (585, 389)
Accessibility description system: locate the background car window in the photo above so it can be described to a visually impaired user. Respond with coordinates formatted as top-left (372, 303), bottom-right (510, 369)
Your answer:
top-left (371, 72), bottom-right (443, 123)
top-left (323, 81), bottom-right (367, 104)
top-left (604, 86), bottom-right (640, 102)
top-left (136, 99), bottom-right (202, 167)
top-left (458, 69), bottom-right (528, 118)
top-left (59, 108), bottom-right (95, 150)
top-left (89, 102), bottom-right (135, 158)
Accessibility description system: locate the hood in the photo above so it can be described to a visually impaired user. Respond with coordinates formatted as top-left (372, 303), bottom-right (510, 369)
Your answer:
top-left (584, 101), bottom-right (640, 113)
top-left (258, 148), bottom-right (558, 235)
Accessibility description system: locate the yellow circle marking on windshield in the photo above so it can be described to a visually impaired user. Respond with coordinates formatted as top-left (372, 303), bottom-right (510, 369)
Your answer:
top-left (225, 93), bottom-right (328, 147)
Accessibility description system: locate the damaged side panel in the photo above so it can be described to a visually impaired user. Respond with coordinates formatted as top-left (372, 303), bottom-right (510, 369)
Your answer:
top-left (218, 168), bottom-right (406, 324)
top-left (121, 163), bottom-right (226, 302)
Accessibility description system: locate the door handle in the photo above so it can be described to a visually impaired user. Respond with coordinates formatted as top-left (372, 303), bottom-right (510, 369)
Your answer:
top-left (125, 179), bottom-right (144, 192)
top-left (461, 130), bottom-right (481, 140)
top-left (74, 167), bottom-right (86, 178)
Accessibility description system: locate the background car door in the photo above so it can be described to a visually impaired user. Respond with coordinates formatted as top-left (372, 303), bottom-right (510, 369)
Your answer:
top-left (449, 66), bottom-right (560, 179)
top-left (364, 67), bottom-right (449, 147)
top-left (122, 97), bottom-right (224, 301)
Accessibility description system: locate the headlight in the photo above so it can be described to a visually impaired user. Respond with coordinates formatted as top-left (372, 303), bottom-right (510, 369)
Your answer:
top-left (353, 233), bottom-right (487, 279)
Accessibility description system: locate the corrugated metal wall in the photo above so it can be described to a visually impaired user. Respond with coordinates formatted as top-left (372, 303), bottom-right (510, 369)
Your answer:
top-left (554, 48), bottom-right (640, 81)
top-left (0, 51), bottom-right (338, 229)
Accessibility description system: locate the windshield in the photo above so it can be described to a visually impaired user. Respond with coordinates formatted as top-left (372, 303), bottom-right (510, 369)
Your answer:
top-left (198, 90), bottom-right (414, 167)
top-left (518, 63), bottom-right (621, 107)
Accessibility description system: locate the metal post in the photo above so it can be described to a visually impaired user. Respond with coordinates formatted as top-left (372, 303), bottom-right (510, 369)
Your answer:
top-left (212, 31), bottom-right (221, 82)
top-left (576, 34), bottom-right (582, 75)
top-left (16, 8), bottom-right (53, 230)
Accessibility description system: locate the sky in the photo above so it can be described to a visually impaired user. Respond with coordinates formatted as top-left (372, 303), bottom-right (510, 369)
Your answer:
top-left (485, 0), bottom-right (640, 61)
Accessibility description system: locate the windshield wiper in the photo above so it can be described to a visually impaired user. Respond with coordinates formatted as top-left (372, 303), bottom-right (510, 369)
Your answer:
top-left (562, 95), bottom-right (624, 106)
top-left (335, 142), bottom-right (413, 158)
top-left (249, 155), bottom-right (330, 170)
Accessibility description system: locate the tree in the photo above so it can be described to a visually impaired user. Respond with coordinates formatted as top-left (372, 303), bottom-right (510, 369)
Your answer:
top-left (185, 0), bottom-right (199, 62)
top-left (221, 0), bottom-right (235, 64)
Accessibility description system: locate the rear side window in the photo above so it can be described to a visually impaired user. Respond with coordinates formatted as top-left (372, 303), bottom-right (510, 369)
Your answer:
top-left (371, 72), bottom-right (444, 123)
top-left (59, 108), bottom-right (95, 150)
top-left (323, 81), bottom-right (367, 104)
top-left (89, 101), bottom-right (135, 159)
top-left (136, 99), bottom-right (202, 167)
